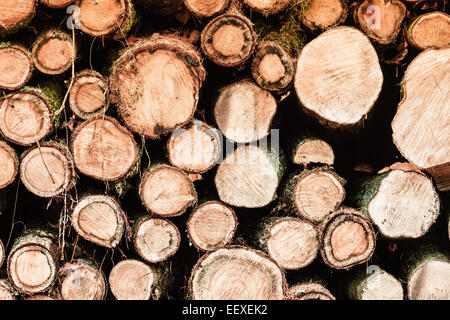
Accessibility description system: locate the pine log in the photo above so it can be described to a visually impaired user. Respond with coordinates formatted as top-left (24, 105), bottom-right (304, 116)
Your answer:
top-left (392, 48), bottom-right (449, 175)
top-left (0, 140), bottom-right (18, 189)
top-left (187, 201), bottom-right (237, 251)
top-left (31, 29), bottom-right (75, 75)
top-left (167, 120), bottom-right (221, 174)
top-left (40, 0), bottom-right (75, 8)
top-left (139, 164), bottom-right (197, 217)
top-left (57, 259), bottom-right (107, 300)
top-left (201, 13), bottom-right (256, 67)
top-left (7, 229), bottom-right (59, 295)
top-left (71, 116), bottom-right (138, 181)
top-left (294, 27), bottom-right (383, 130)
top-left (133, 216), bottom-right (181, 263)
top-left (354, 0), bottom-right (406, 45)
top-left (215, 144), bottom-right (286, 208)
top-left (0, 0), bottom-right (36, 37)
top-left (251, 41), bottom-right (295, 92)
top-left (243, 0), bottom-right (291, 15)
top-left (250, 217), bottom-right (319, 270)
top-left (407, 12), bottom-right (450, 50)
top-left (214, 79), bottom-right (277, 143)
top-left (285, 282), bottom-right (335, 300)
top-left (319, 207), bottom-right (376, 269)
top-left (0, 279), bottom-right (16, 300)
top-left (184, 0), bottom-right (229, 18)
top-left (69, 70), bottom-right (109, 120)
top-left (71, 194), bottom-right (127, 248)
top-left (20, 142), bottom-right (74, 198)
top-left (0, 43), bottom-right (33, 91)
top-left (348, 268), bottom-right (404, 300)
top-left (110, 34), bottom-right (205, 138)
top-left (137, 0), bottom-right (184, 16)
top-left (189, 246), bottom-right (286, 300)
top-left (300, 0), bottom-right (348, 32)
top-left (0, 239), bottom-right (4, 269)
top-left (285, 132), bottom-right (334, 166)
top-left (280, 167), bottom-right (345, 224)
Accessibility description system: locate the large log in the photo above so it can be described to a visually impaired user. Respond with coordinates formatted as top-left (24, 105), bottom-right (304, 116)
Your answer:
top-left (0, 43), bottom-right (33, 91)
top-left (0, 0), bottom-right (35, 37)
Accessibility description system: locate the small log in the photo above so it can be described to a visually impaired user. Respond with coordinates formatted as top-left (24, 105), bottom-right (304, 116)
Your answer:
top-left (0, 43), bottom-right (33, 91)
top-left (251, 41), bottom-right (295, 92)
top-left (139, 164), bottom-right (197, 217)
top-left (187, 201), bottom-right (237, 251)
top-left (31, 29), bottom-right (75, 75)
top-left (7, 229), bottom-right (59, 295)
top-left (214, 79), bottom-right (277, 143)
top-left (184, 0), bottom-right (229, 18)
top-left (319, 207), bottom-right (376, 269)
top-left (133, 216), bottom-right (181, 263)
top-left (0, 0), bottom-right (36, 37)
top-left (76, 0), bottom-right (136, 39)
top-left (40, 0), bottom-right (75, 8)
top-left (137, 0), bottom-right (184, 16)
top-left (0, 279), bottom-right (16, 300)
top-left (71, 116), bottom-right (139, 181)
top-left (110, 34), bottom-right (205, 138)
top-left (201, 13), bottom-right (256, 67)
top-left (392, 48), bottom-right (449, 172)
top-left (0, 140), bottom-right (18, 189)
top-left (69, 70), bottom-right (108, 120)
top-left (20, 142), bottom-right (75, 198)
top-left (354, 0), bottom-right (406, 45)
top-left (167, 120), bottom-right (221, 174)
top-left (189, 246), bottom-right (286, 300)
top-left (348, 268), bottom-right (404, 300)
top-left (71, 194), bottom-right (127, 248)
top-left (294, 26), bottom-right (383, 130)
top-left (285, 132), bottom-right (334, 166)
top-left (407, 12), bottom-right (450, 50)
top-left (285, 282), bottom-right (335, 300)
top-left (300, 0), bottom-right (348, 32)
top-left (243, 0), bottom-right (291, 15)
top-left (280, 167), bottom-right (345, 224)
top-left (215, 144), bottom-right (286, 208)
top-left (57, 259), bottom-right (106, 300)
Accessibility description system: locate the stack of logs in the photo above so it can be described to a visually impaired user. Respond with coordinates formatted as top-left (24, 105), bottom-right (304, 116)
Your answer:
top-left (0, 0), bottom-right (449, 300)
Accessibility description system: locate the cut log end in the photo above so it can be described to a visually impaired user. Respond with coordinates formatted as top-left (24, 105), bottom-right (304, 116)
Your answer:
top-left (190, 246), bottom-right (286, 300)
top-left (109, 259), bottom-right (157, 300)
top-left (408, 260), bottom-right (450, 300)
top-left (167, 120), bottom-right (221, 173)
top-left (0, 0), bottom-right (35, 34)
top-left (71, 116), bottom-right (138, 181)
top-left (32, 29), bottom-right (74, 75)
top-left (40, 0), bottom-right (75, 8)
top-left (0, 239), bottom-right (4, 268)
top-left (71, 195), bottom-right (126, 248)
top-left (320, 208), bottom-right (376, 269)
top-left (187, 201), bottom-right (237, 251)
top-left (0, 141), bottom-right (18, 189)
top-left (0, 45), bottom-right (33, 90)
top-left (367, 170), bottom-right (440, 239)
top-left (184, 0), bottom-right (229, 17)
top-left (0, 91), bottom-right (53, 146)
top-left (408, 12), bottom-right (450, 50)
top-left (358, 270), bottom-right (404, 300)
top-left (58, 260), bottom-right (106, 300)
top-left (201, 14), bottom-right (256, 67)
top-left (0, 280), bottom-right (15, 300)
top-left (293, 139), bottom-right (334, 166)
top-left (134, 217), bottom-right (180, 263)
top-left (301, 0), bottom-right (348, 31)
top-left (286, 283), bottom-right (335, 300)
top-left (140, 166), bottom-right (196, 217)
top-left (266, 218), bottom-right (319, 270)
top-left (69, 71), bottom-right (108, 120)
top-left (214, 80), bottom-right (277, 143)
top-left (243, 0), bottom-right (291, 15)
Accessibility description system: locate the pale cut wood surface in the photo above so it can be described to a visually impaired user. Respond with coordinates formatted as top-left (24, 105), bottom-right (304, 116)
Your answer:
top-left (184, 0), bottom-right (229, 17)
top-left (408, 12), bottom-right (450, 50)
top-left (286, 283), bottom-right (335, 300)
top-left (301, 0), bottom-right (347, 30)
top-left (408, 260), bottom-right (450, 300)
top-left (243, 0), bottom-right (291, 15)
top-left (77, 0), bottom-right (126, 37)
top-left (359, 270), bottom-right (404, 300)
top-left (0, 46), bottom-right (33, 90)
top-left (293, 139), bottom-right (334, 165)
top-left (0, 0), bottom-right (34, 30)
top-left (0, 142), bottom-right (18, 189)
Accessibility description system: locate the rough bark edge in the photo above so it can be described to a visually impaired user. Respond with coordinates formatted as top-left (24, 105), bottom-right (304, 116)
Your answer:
top-left (407, 11), bottom-right (450, 50)
top-left (0, 1), bottom-right (36, 37)
top-left (426, 162), bottom-right (450, 192)
top-left (0, 140), bottom-right (19, 189)
top-left (300, 0), bottom-right (348, 32)
top-left (0, 42), bottom-right (33, 91)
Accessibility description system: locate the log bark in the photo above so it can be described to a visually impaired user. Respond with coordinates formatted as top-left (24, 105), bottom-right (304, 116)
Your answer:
top-left (187, 200), bottom-right (237, 252)
top-left (69, 70), bottom-right (109, 120)
top-left (40, 0), bottom-right (75, 8)
top-left (285, 282), bottom-right (335, 300)
top-left (71, 116), bottom-right (139, 181)
top-left (7, 228), bottom-right (59, 295)
top-left (285, 132), bottom-right (334, 166)
top-left (348, 268), bottom-right (404, 300)
top-left (132, 216), bottom-right (181, 263)
top-left (243, 0), bottom-right (291, 15)
top-left (0, 279), bottom-right (16, 300)
top-left (184, 0), bottom-right (229, 18)
top-left (31, 29), bottom-right (75, 75)
top-left (0, 140), bottom-right (18, 189)
top-left (214, 79), bottom-right (277, 143)
top-left (294, 26), bottom-right (383, 130)
top-left (300, 0), bottom-right (348, 32)
top-left (167, 119), bottom-right (221, 174)
top-left (426, 162), bottom-right (450, 192)
top-left (201, 13), bottom-right (256, 67)
top-left (0, 0), bottom-right (36, 37)
top-left (57, 259), bottom-right (107, 300)
top-left (215, 144), bottom-right (286, 208)
top-left (137, 0), bottom-right (184, 16)
top-left (189, 246), bottom-right (286, 300)
top-left (110, 34), bottom-right (205, 139)
top-left (19, 142), bottom-right (75, 198)
top-left (0, 43), bottom-right (33, 91)
top-left (407, 11), bottom-right (450, 50)
top-left (319, 207), bottom-right (376, 269)
top-left (71, 194), bottom-right (127, 248)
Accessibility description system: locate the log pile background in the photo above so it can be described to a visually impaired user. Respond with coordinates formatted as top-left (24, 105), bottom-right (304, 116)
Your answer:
top-left (0, 0), bottom-right (449, 300)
